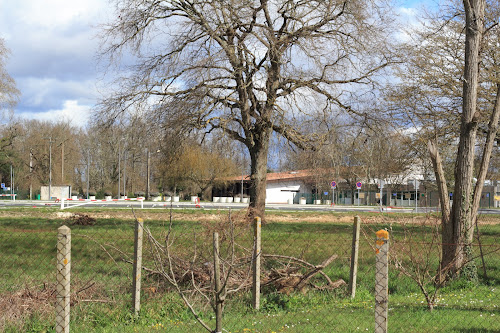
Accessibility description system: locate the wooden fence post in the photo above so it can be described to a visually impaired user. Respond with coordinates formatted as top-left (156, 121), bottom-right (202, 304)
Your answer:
top-left (132, 218), bottom-right (144, 315)
top-left (213, 232), bottom-right (223, 333)
top-left (375, 229), bottom-right (389, 333)
top-left (252, 217), bottom-right (261, 310)
top-left (56, 225), bottom-right (71, 333)
top-left (349, 216), bottom-right (361, 298)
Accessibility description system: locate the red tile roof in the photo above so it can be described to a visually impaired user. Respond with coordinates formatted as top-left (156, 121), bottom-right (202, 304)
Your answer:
top-left (224, 169), bottom-right (327, 182)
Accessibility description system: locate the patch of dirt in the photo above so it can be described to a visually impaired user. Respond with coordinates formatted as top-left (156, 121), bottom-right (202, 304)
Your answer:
top-left (56, 212), bottom-right (74, 219)
top-left (68, 213), bottom-right (96, 226)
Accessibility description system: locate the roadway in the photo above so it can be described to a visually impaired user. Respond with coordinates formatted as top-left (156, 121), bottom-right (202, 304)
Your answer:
top-left (1, 199), bottom-right (499, 214)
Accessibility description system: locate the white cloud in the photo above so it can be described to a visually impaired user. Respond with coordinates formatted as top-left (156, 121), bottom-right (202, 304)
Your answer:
top-left (1, 0), bottom-right (107, 31)
top-left (0, 0), bottom-right (111, 126)
top-left (18, 100), bottom-right (91, 127)
top-left (399, 7), bottom-right (418, 17)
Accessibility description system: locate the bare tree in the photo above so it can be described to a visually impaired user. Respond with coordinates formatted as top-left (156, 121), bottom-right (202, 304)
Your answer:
top-left (97, 0), bottom-right (396, 218)
top-left (0, 39), bottom-right (19, 180)
top-left (0, 38), bottom-right (19, 115)
top-left (389, 0), bottom-right (500, 276)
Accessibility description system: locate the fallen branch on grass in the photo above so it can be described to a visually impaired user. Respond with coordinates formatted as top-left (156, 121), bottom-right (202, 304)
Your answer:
top-left (261, 254), bottom-right (345, 294)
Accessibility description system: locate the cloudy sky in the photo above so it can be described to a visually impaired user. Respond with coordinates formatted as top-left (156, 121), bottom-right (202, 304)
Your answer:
top-left (0, 0), bottom-right (111, 127)
top-left (0, 0), bottom-right (423, 128)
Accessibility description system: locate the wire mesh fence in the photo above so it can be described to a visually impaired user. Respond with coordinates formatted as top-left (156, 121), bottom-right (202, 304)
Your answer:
top-left (0, 209), bottom-right (499, 332)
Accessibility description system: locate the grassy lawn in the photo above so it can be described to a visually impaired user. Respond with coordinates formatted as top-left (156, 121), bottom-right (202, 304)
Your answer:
top-left (0, 208), bottom-right (499, 332)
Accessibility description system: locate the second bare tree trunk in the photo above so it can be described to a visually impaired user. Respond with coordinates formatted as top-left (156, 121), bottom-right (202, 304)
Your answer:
top-left (442, 0), bottom-right (485, 275)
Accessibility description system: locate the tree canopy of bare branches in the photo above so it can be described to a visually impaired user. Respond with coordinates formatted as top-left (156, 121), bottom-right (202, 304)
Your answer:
top-left (0, 38), bottom-right (19, 117)
top-left (97, 0), bottom-right (396, 218)
top-left (387, 0), bottom-right (500, 276)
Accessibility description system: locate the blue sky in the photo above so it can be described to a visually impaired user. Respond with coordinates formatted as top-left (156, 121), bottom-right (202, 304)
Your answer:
top-left (0, 0), bottom-right (428, 128)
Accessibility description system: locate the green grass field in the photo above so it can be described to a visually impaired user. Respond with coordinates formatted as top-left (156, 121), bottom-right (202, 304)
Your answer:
top-left (0, 208), bottom-right (499, 332)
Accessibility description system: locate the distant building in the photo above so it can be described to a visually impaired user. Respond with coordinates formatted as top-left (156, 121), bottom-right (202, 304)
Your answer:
top-left (215, 170), bottom-right (323, 204)
top-left (40, 185), bottom-right (71, 200)
top-left (216, 170), bottom-right (500, 207)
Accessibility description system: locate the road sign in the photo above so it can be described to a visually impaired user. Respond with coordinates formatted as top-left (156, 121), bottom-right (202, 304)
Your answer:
top-left (356, 182), bottom-right (362, 189)
top-left (324, 192), bottom-right (328, 196)
top-left (0, 183), bottom-right (4, 188)
top-left (330, 181), bottom-right (336, 188)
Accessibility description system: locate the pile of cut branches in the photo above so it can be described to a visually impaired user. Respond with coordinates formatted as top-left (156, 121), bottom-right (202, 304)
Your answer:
top-left (67, 213), bottom-right (96, 226)
top-left (262, 254), bottom-right (346, 294)
top-left (142, 252), bottom-right (344, 295)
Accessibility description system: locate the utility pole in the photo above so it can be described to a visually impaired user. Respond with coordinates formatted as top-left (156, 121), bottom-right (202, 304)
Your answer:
top-left (61, 142), bottom-right (64, 184)
top-left (118, 142), bottom-right (121, 198)
top-left (30, 149), bottom-right (33, 200)
top-left (87, 150), bottom-right (90, 199)
top-left (123, 151), bottom-right (127, 198)
top-left (45, 137), bottom-right (53, 200)
top-left (146, 148), bottom-right (150, 199)
top-left (10, 164), bottom-right (13, 199)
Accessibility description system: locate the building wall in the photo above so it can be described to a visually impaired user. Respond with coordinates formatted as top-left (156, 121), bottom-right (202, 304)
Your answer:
top-left (40, 186), bottom-right (71, 200)
top-left (265, 180), bottom-right (311, 204)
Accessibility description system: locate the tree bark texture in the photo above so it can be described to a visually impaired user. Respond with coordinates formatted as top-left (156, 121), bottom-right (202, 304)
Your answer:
top-left (248, 126), bottom-right (272, 220)
top-left (442, 0), bottom-right (485, 274)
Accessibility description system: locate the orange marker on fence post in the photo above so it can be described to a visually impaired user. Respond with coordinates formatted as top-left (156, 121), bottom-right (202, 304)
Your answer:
top-left (375, 229), bottom-right (389, 333)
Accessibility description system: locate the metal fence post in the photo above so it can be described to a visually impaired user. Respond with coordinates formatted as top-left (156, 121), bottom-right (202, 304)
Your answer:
top-left (375, 229), bottom-right (389, 333)
top-left (56, 225), bottom-right (71, 333)
top-left (349, 216), bottom-right (361, 298)
top-left (132, 218), bottom-right (144, 315)
top-left (252, 217), bottom-right (261, 310)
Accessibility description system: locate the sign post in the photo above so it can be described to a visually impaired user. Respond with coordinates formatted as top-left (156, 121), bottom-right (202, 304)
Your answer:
top-left (331, 181), bottom-right (336, 206)
top-left (379, 180), bottom-right (384, 212)
top-left (356, 182), bottom-right (362, 206)
top-left (414, 180), bottom-right (419, 213)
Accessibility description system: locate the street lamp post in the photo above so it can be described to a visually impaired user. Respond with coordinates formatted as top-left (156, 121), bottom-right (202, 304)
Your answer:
top-left (146, 148), bottom-right (150, 199)
top-left (87, 150), bottom-right (90, 200)
top-left (45, 137), bottom-right (53, 200)
top-left (118, 141), bottom-right (121, 198)
top-left (123, 151), bottom-right (127, 198)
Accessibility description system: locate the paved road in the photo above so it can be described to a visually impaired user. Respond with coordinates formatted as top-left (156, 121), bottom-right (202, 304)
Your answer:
top-left (0, 199), bottom-right (409, 211)
top-left (2, 199), bottom-right (498, 214)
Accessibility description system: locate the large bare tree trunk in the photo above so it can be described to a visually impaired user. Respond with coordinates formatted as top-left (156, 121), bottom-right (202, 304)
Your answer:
top-left (441, 0), bottom-right (485, 274)
top-left (248, 127), bottom-right (272, 220)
